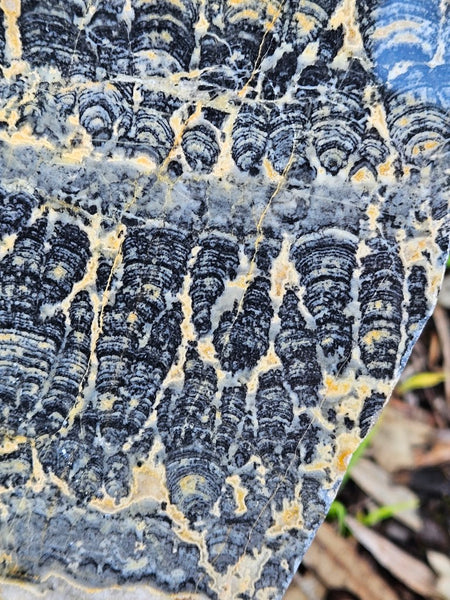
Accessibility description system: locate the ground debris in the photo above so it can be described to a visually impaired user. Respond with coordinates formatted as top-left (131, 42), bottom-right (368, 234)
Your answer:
top-left (302, 522), bottom-right (401, 600)
top-left (346, 517), bottom-right (440, 599)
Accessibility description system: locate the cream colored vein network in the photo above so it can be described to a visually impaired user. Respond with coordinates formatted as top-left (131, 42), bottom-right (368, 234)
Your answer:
top-left (0, 0), bottom-right (448, 599)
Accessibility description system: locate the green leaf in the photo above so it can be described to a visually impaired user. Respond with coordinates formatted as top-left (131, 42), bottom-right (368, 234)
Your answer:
top-left (327, 500), bottom-right (348, 534)
top-left (397, 371), bottom-right (447, 394)
top-left (358, 500), bottom-right (419, 527)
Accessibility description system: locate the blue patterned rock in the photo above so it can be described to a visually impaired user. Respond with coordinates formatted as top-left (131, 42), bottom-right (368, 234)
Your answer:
top-left (0, 0), bottom-right (448, 598)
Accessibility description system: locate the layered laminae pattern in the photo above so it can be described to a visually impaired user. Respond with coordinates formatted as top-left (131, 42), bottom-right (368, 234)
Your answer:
top-left (0, 0), bottom-right (448, 599)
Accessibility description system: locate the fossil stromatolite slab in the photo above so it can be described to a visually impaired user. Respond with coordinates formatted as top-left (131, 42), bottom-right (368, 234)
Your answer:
top-left (0, 0), bottom-right (448, 598)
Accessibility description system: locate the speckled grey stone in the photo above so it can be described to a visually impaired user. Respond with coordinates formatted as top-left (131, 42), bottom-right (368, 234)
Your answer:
top-left (0, 1), bottom-right (448, 598)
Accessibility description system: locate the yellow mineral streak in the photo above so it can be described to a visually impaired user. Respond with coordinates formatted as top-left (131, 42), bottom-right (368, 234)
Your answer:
top-left (270, 237), bottom-right (298, 298)
top-left (367, 100), bottom-right (392, 143)
top-left (245, 342), bottom-right (282, 393)
top-left (377, 159), bottom-right (394, 177)
top-left (91, 446), bottom-right (169, 514)
top-left (226, 474), bottom-right (248, 515)
top-left (294, 12), bottom-right (316, 34)
top-left (363, 329), bottom-right (389, 345)
top-left (0, 436), bottom-right (27, 454)
top-left (399, 116), bottom-right (410, 127)
top-left (196, 11), bottom-right (209, 32)
top-left (351, 167), bottom-right (374, 184)
top-left (411, 139), bottom-right (441, 160)
top-left (267, 500), bottom-right (304, 537)
top-left (238, 1), bottom-right (283, 97)
top-left (213, 116), bottom-right (235, 178)
top-left (127, 311), bottom-right (138, 324)
top-left (330, 0), bottom-right (365, 55)
top-left (366, 203), bottom-right (380, 230)
top-left (179, 271), bottom-right (195, 336)
top-left (262, 157), bottom-right (278, 180)
top-left (228, 274), bottom-right (249, 290)
top-left (261, 343), bottom-right (282, 369)
top-left (323, 375), bottom-right (351, 398)
top-left (228, 9), bottom-right (259, 23)
top-left (162, 102), bottom-right (203, 170)
top-left (135, 154), bottom-right (157, 170)
top-left (61, 140), bottom-right (93, 164)
top-left (309, 406), bottom-right (334, 429)
top-left (1, 0), bottom-right (21, 61)
top-left (429, 272), bottom-right (444, 297)
top-left (179, 474), bottom-right (206, 496)
top-left (197, 340), bottom-right (216, 361)
top-left (214, 546), bottom-right (272, 600)
top-left (130, 465), bottom-right (169, 504)
top-left (99, 394), bottom-right (116, 411)
top-left (29, 443), bottom-right (46, 493)
top-left (1, 127), bottom-right (55, 151)
top-left (334, 432), bottom-right (361, 473)
top-left (402, 237), bottom-right (429, 263)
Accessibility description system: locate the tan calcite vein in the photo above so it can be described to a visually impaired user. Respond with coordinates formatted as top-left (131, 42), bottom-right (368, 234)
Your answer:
top-left (0, 0), bottom-right (448, 597)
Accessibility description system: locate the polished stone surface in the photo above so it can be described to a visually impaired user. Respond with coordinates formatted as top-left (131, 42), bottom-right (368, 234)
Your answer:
top-left (0, 0), bottom-right (448, 598)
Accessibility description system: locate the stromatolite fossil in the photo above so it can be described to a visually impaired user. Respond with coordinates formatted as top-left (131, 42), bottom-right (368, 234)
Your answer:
top-left (0, 0), bottom-right (448, 598)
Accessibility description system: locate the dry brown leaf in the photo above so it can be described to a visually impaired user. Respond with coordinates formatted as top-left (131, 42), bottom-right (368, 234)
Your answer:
top-left (433, 305), bottom-right (450, 404)
top-left (370, 403), bottom-right (433, 472)
top-left (346, 516), bottom-right (439, 598)
top-left (389, 397), bottom-right (435, 424)
top-left (427, 551), bottom-right (450, 600)
top-left (429, 331), bottom-right (443, 368)
top-left (414, 430), bottom-right (450, 467)
top-left (283, 573), bottom-right (326, 600)
top-left (351, 458), bottom-right (422, 531)
top-left (438, 275), bottom-right (450, 310)
top-left (302, 522), bottom-right (400, 600)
